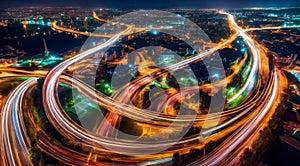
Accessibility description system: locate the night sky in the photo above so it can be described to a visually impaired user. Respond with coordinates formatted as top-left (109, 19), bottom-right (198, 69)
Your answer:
top-left (1, 0), bottom-right (300, 9)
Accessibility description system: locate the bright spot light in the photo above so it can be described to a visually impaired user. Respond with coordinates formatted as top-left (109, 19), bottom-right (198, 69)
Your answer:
top-left (230, 88), bottom-right (235, 93)
top-left (104, 83), bottom-right (110, 88)
top-left (152, 30), bottom-right (159, 35)
top-left (241, 48), bottom-right (247, 52)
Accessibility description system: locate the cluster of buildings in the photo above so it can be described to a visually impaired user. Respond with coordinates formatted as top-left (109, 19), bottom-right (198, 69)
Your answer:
top-left (282, 109), bottom-right (300, 144)
top-left (234, 8), bottom-right (300, 29)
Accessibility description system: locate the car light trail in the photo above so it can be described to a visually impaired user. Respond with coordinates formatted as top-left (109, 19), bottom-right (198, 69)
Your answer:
top-left (1, 9), bottom-right (297, 165)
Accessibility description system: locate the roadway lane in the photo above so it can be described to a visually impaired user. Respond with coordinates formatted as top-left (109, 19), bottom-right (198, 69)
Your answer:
top-left (0, 77), bottom-right (37, 166)
top-left (40, 10), bottom-right (268, 161)
top-left (188, 12), bottom-right (281, 165)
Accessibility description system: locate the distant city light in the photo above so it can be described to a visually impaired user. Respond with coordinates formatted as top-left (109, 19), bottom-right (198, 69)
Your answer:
top-left (152, 30), bottom-right (159, 35)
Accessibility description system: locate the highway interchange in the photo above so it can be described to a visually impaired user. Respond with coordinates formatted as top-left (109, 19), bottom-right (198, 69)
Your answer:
top-left (0, 10), bottom-right (297, 165)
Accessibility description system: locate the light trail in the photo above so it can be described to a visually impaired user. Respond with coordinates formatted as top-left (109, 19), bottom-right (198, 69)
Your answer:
top-left (246, 26), bottom-right (300, 31)
top-left (0, 67), bottom-right (259, 123)
top-left (41, 10), bottom-right (275, 162)
top-left (92, 11), bottom-right (108, 23)
top-left (0, 74), bottom-right (113, 166)
top-left (1, 9), bottom-right (295, 165)
top-left (51, 20), bottom-right (115, 37)
top-left (0, 77), bottom-right (37, 166)
top-left (188, 12), bottom-right (281, 166)
top-left (220, 11), bottom-right (259, 103)
top-left (42, 18), bottom-right (242, 158)
top-left (193, 69), bottom-right (278, 165)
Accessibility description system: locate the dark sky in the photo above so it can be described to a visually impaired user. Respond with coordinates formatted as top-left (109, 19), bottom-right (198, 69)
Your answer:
top-left (1, 0), bottom-right (300, 9)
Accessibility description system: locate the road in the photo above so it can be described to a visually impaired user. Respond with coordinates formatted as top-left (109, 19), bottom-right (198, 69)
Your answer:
top-left (1, 10), bottom-right (297, 165)
top-left (41, 11), bottom-right (262, 164)
top-left (188, 11), bottom-right (282, 165)
top-left (41, 10), bottom-right (293, 164)
top-left (0, 78), bottom-right (37, 166)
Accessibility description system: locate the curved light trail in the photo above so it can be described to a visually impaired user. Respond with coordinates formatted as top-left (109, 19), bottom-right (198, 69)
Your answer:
top-left (0, 77), bottom-right (37, 166)
top-left (0, 9), bottom-right (297, 165)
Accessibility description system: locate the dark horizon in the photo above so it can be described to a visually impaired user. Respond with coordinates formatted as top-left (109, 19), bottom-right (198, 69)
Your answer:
top-left (1, 0), bottom-right (300, 9)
